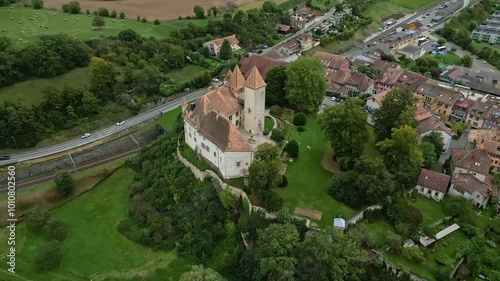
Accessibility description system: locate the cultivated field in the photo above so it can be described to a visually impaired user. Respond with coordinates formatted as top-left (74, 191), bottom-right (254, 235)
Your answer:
top-left (44, 0), bottom-right (248, 19)
top-left (0, 5), bottom-right (208, 46)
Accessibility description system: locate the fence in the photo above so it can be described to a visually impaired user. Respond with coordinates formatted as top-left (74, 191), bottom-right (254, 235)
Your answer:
top-left (371, 250), bottom-right (428, 281)
top-left (346, 204), bottom-right (383, 226)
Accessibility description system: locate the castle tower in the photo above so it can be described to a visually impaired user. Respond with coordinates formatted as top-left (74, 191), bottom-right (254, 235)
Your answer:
top-left (243, 66), bottom-right (266, 135)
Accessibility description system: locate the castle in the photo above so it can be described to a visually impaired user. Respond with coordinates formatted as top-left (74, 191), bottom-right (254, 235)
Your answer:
top-left (181, 66), bottom-right (266, 179)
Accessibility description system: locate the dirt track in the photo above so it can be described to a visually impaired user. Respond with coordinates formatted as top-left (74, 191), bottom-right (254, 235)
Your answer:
top-left (44, 0), bottom-right (249, 19)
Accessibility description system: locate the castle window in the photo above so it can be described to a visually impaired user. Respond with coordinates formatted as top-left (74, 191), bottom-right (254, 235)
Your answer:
top-left (214, 152), bottom-right (216, 157)
top-left (236, 111), bottom-right (240, 117)
top-left (189, 133), bottom-right (192, 138)
top-left (229, 116), bottom-right (232, 121)
top-left (236, 120), bottom-right (239, 126)
top-left (236, 161), bottom-right (241, 167)
top-left (194, 137), bottom-right (197, 142)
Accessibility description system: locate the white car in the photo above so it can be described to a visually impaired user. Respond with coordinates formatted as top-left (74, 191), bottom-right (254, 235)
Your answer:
top-left (81, 133), bottom-right (90, 139)
top-left (116, 121), bottom-right (125, 126)
top-left (212, 78), bottom-right (220, 82)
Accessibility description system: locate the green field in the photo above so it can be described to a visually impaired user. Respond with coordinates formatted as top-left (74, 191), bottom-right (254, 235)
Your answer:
top-left (166, 65), bottom-right (209, 85)
top-left (389, 0), bottom-right (437, 10)
top-left (0, 5), bottom-right (208, 46)
top-left (310, 0), bottom-right (336, 11)
top-left (276, 115), bottom-right (357, 228)
top-left (0, 67), bottom-right (90, 105)
top-left (362, 1), bottom-right (410, 22)
top-left (157, 105), bottom-right (182, 129)
top-left (437, 52), bottom-right (462, 66)
top-left (0, 168), bottom-right (198, 280)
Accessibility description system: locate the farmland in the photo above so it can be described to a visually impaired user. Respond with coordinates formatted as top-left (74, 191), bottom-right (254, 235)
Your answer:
top-left (0, 5), bottom-right (208, 46)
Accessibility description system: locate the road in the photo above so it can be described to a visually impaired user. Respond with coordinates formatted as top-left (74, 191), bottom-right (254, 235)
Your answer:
top-left (343, 0), bottom-right (461, 58)
top-left (0, 89), bottom-right (208, 166)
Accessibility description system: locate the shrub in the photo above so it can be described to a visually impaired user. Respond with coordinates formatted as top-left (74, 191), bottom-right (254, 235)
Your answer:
top-left (297, 126), bottom-right (305, 132)
top-left (386, 233), bottom-right (402, 254)
top-left (110, 10), bottom-right (117, 18)
top-left (137, 15), bottom-right (141, 21)
top-left (461, 224), bottom-right (478, 238)
top-left (54, 171), bottom-right (75, 198)
top-left (154, 19), bottom-right (160, 25)
top-left (293, 112), bottom-right (306, 126)
top-left (33, 240), bottom-right (63, 271)
top-left (119, 12), bottom-right (125, 19)
top-left (270, 128), bottom-right (284, 143)
top-left (284, 140), bottom-right (299, 158)
top-left (85, 9), bottom-right (90, 15)
top-left (436, 253), bottom-right (455, 267)
top-left (141, 17), bottom-right (147, 23)
top-left (31, 0), bottom-right (43, 9)
top-left (278, 175), bottom-right (288, 187)
top-left (43, 219), bottom-right (68, 241)
top-left (269, 105), bottom-right (283, 116)
top-left (24, 207), bottom-right (50, 231)
top-left (98, 7), bottom-right (109, 17)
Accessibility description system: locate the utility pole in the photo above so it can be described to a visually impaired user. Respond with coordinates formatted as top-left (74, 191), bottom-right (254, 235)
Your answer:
top-left (10, 136), bottom-right (18, 151)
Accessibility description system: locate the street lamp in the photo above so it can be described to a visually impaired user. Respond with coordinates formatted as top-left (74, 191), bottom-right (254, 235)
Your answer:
top-left (10, 136), bottom-right (18, 151)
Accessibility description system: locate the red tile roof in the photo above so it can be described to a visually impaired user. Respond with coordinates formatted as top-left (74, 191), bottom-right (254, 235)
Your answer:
top-left (417, 115), bottom-right (452, 136)
top-left (451, 148), bottom-right (492, 175)
top-left (244, 66), bottom-right (267, 89)
top-left (240, 55), bottom-right (288, 79)
top-left (417, 168), bottom-right (450, 193)
top-left (208, 35), bottom-right (239, 47)
top-left (312, 51), bottom-right (349, 70)
top-left (452, 173), bottom-right (494, 196)
top-left (276, 24), bottom-right (291, 32)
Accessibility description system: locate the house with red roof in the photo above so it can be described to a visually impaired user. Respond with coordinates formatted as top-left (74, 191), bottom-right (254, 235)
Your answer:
top-left (203, 35), bottom-right (241, 56)
top-left (415, 168), bottom-right (451, 202)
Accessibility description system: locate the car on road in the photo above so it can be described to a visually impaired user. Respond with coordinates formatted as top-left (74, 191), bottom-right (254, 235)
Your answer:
top-left (482, 61), bottom-right (487, 63)
top-left (116, 121), bottom-right (125, 126)
top-left (212, 78), bottom-right (219, 82)
top-left (81, 133), bottom-right (91, 139)
top-left (0, 155), bottom-right (10, 161)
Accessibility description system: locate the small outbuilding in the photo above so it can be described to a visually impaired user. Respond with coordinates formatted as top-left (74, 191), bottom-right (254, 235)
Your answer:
top-left (333, 217), bottom-right (346, 232)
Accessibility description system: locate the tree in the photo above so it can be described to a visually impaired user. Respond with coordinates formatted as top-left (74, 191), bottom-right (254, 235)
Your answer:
top-left (249, 144), bottom-right (282, 196)
top-left (421, 141), bottom-right (438, 168)
top-left (353, 157), bottom-right (395, 205)
top-left (31, 0), bottom-right (43, 9)
top-left (62, 1), bottom-right (81, 14)
top-left (296, 230), bottom-right (366, 280)
top-left (422, 131), bottom-right (445, 158)
top-left (81, 90), bottom-right (100, 116)
top-left (154, 19), bottom-right (160, 25)
top-left (219, 39), bottom-right (232, 60)
top-left (110, 10), bottom-right (117, 18)
top-left (54, 171), bottom-right (75, 197)
top-left (265, 66), bottom-right (287, 106)
top-left (89, 57), bottom-right (117, 101)
top-left (319, 99), bottom-right (369, 169)
top-left (255, 223), bottom-right (300, 280)
top-left (378, 126), bottom-right (424, 189)
top-left (119, 12), bottom-right (125, 19)
top-left (285, 57), bottom-right (326, 112)
top-left (461, 55), bottom-right (473, 67)
top-left (451, 120), bottom-right (468, 137)
top-left (98, 7), bottom-right (109, 17)
top-left (135, 65), bottom-right (163, 95)
top-left (43, 219), bottom-right (68, 241)
top-left (193, 5), bottom-right (205, 19)
top-left (293, 112), bottom-right (306, 126)
top-left (437, 38), bottom-right (447, 46)
top-left (33, 240), bottom-right (63, 271)
top-left (92, 16), bottom-right (105, 29)
top-left (24, 207), bottom-right (50, 231)
top-left (386, 232), bottom-right (403, 254)
top-left (220, 188), bottom-right (236, 211)
top-left (373, 88), bottom-right (418, 142)
top-left (179, 265), bottom-right (227, 281)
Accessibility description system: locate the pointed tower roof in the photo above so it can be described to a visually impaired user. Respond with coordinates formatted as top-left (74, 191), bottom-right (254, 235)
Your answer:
top-left (228, 65), bottom-right (245, 91)
top-left (244, 66), bottom-right (267, 90)
top-left (224, 69), bottom-right (233, 81)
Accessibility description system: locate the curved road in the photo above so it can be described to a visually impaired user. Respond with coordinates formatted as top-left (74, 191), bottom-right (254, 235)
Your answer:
top-left (1, 89), bottom-right (208, 166)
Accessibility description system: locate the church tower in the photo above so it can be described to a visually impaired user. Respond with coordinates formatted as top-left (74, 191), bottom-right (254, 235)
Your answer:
top-left (243, 67), bottom-right (266, 135)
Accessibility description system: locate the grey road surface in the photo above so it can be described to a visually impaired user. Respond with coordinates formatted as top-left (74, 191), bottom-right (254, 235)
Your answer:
top-left (1, 89), bottom-right (208, 166)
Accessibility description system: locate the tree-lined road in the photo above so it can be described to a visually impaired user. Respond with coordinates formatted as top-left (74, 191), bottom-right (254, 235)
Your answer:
top-left (1, 89), bottom-right (207, 166)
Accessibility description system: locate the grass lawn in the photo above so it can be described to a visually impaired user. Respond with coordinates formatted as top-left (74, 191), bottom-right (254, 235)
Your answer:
top-left (310, 0), bottom-right (336, 11)
top-left (412, 197), bottom-right (447, 227)
top-left (157, 106), bottom-right (182, 129)
top-left (436, 52), bottom-right (462, 66)
top-left (0, 168), bottom-right (196, 280)
top-left (0, 5), bottom-right (208, 47)
top-left (239, 0), bottom-right (289, 10)
top-left (389, 0), bottom-right (438, 10)
top-left (263, 116), bottom-right (274, 135)
top-left (276, 115), bottom-right (357, 228)
top-left (364, 124), bottom-right (382, 159)
top-left (363, 1), bottom-right (410, 21)
top-left (0, 67), bottom-right (90, 105)
top-left (166, 65), bottom-right (210, 85)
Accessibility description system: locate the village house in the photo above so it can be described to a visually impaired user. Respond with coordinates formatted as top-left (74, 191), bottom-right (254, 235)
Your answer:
top-left (312, 51), bottom-right (350, 72)
top-left (372, 59), bottom-right (400, 73)
top-left (415, 168), bottom-right (451, 202)
top-left (450, 97), bottom-right (475, 122)
top-left (374, 67), bottom-right (428, 94)
top-left (276, 24), bottom-right (292, 35)
top-left (375, 30), bottom-right (419, 55)
top-left (415, 81), bottom-right (462, 119)
top-left (182, 66), bottom-right (268, 179)
top-left (203, 35), bottom-right (241, 56)
top-left (407, 21), bottom-right (423, 30)
top-left (469, 130), bottom-right (500, 172)
top-left (240, 55), bottom-right (288, 79)
top-left (417, 114), bottom-right (453, 152)
top-left (439, 65), bottom-right (500, 96)
top-left (465, 97), bottom-right (500, 130)
top-left (326, 70), bottom-right (374, 97)
top-left (397, 45), bottom-right (425, 60)
top-left (448, 149), bottom-right (496, 209)
top-left (277, 33), bottom-right (314, 56)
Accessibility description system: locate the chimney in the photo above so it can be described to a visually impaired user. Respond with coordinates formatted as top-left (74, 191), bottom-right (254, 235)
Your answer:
top-left (228, 141), bottom-right (232, 149)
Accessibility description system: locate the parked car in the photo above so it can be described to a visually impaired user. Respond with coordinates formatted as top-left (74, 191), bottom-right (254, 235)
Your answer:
top-left (261, 44), bottom-right (268, 49)
top-left (212, 78), bottom-right (219, 82)
top-left (330, 97), bottom-right (336, 101)
top-left (116, 121), bottom-right (125, 126)
top-left (81, 133), bottom-right (91, 139)
top-left (0, 155), bottom-right (10, 161)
